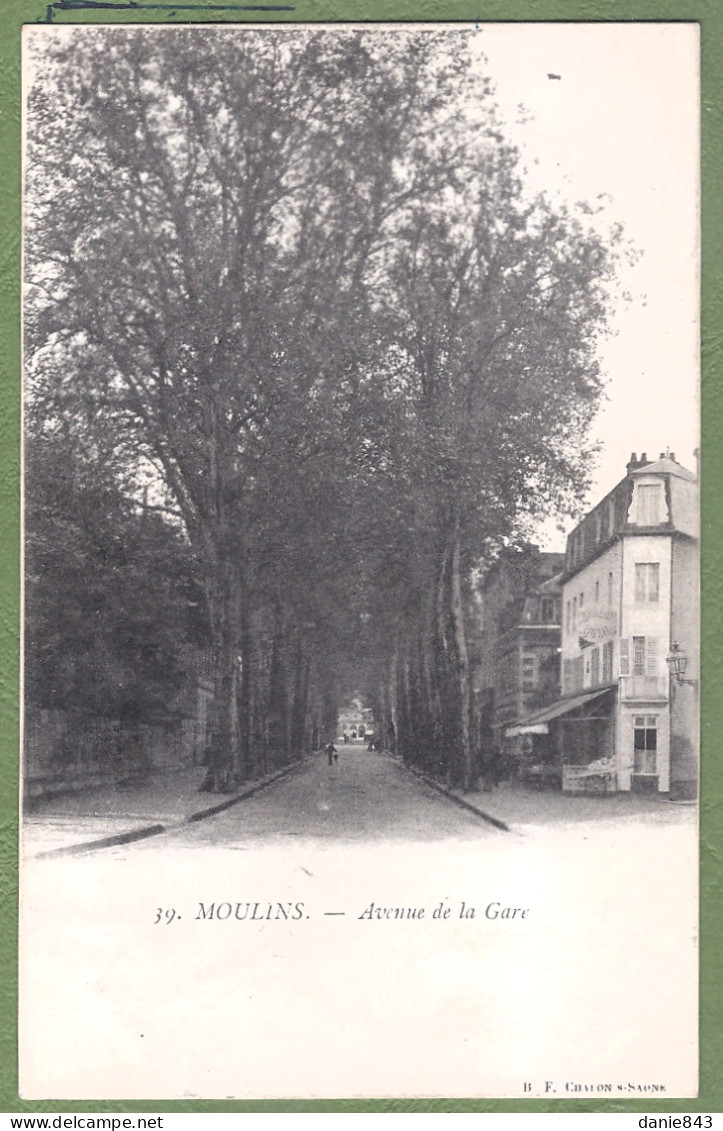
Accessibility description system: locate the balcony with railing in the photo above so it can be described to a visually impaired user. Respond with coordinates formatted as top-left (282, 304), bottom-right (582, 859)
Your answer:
top-left (619, 674), bottom-right (669, 702)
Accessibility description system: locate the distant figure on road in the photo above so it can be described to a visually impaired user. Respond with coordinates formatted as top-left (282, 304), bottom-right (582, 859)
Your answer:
top-left (326, 742), bottom-right (338, 766)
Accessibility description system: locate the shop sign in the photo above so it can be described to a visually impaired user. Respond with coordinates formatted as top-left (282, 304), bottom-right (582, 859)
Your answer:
top-left (577, 608), bottom-right (618, 647)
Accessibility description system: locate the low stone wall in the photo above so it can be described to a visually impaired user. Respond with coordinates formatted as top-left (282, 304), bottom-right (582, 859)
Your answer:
top-left (23, 695), bottom-right (210, 801)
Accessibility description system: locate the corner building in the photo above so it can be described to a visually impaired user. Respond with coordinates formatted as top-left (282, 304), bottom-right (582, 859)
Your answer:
top-left (509, 452), bottom-right (698, 797)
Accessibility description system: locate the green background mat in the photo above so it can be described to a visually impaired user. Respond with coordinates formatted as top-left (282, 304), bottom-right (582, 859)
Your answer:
top-left (2, 0), bottom-right (720, 1114)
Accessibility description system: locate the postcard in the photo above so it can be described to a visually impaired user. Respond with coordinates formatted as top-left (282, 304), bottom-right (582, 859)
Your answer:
top-left (19, 21), bottom-right (699, 1101)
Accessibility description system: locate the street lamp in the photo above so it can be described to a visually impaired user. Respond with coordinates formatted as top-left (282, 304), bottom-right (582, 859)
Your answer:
top-left (665, 641), bottom-right (698, 687)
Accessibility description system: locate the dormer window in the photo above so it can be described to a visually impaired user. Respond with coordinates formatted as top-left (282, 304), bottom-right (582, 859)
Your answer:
top-left (636, 483), bottom-right (662, 526)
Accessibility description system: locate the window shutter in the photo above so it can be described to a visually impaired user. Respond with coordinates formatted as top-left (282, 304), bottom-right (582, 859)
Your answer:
top-left (619, 638), bottom-right (630, 676)
top-left (646, 638), bottom-right (658, 676)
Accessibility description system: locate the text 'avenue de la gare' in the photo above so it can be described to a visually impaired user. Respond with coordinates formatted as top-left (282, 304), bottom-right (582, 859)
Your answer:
top-left (358, 901), bottom-right (528, 920)
top-left (190, 901), bottom-right (530, 922)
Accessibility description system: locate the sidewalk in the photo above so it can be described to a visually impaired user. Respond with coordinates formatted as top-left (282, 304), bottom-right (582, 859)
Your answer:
top-left (22, 761), bottom-right (304, 858)
top-left (419, 773), bottom-right (697, 835)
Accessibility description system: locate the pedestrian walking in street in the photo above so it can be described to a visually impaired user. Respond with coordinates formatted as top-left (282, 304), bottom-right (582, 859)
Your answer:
top-left (326, 742), bottom-right (337, 766)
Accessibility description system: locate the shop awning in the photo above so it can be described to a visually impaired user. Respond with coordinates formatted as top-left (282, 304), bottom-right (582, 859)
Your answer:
top-left (506, 685), bottom-right (616, 738)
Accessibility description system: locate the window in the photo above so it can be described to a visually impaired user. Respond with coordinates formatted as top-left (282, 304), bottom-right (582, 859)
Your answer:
top-left (637, 483), bottom-right (662, 526)
top-left (633, 715), bottom-right (658, 774)
top-left (579, 591), bottom-right (584, 609)
top-left (590, 647), bottom-right (600, 686)
top-left (572, 531), bottom-right (581, 564)
top-left (572, 597), bottom-right (577, 632)
top-left (541, 597), bottom-right (555, 623)
top-left (634, 562), bottom-right (660, 602)
top-left (647, 638), bottom-right (658, 675)
top-left (602, 641), bottom-right (613, 683)
top-left (501, 654), bottom-right (514, 692)
top-left (631, 636), bottom-right (658, 677)
top-left (607, 571), bottom-right (613, 607)
top-left (594, 580), bottom-right (600, 604)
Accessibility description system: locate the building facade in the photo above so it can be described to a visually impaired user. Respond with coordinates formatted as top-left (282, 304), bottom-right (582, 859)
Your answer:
top-left (507, 453), bottom-right (699, 797)
top-left (472, 547), bottom-right (565, 775)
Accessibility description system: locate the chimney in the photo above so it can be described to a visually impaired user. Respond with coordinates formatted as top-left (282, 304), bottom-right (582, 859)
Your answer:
top-left (627, 451), bottom-right (651, 475)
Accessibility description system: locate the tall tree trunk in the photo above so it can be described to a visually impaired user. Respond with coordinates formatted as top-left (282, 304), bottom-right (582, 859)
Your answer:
top-left (237, 591), bottom-right (252, 784)
top-left (434, 538), bottom-right (458, 785)
top-left (449, 520), bottom-right (474, 791)
top-left (201, 558), bottom-right (242, 792)
top-left (267, 613), bottom-right (289, 768)
top-left (289, 639), bottom-right (310, 761)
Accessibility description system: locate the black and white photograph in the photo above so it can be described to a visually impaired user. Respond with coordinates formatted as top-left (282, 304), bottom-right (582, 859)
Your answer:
top-left (20, 21), bottom-right (699, 1100)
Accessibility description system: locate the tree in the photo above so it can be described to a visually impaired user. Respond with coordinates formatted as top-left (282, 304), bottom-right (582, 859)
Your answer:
top-left (349, 151), bottom-right (625, 788)
top-left (25, 27), bottom-right (626, 791)
top-left (25, 408), bottom-right (207, 729)
top-left (26, 27), bottom-right (498, 788)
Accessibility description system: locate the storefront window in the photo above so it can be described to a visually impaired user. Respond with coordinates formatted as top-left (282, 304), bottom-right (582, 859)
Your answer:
top-left (633, 715), bottom-right (657, 774)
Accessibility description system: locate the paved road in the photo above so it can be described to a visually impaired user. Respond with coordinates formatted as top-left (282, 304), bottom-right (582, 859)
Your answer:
top-left (137, 746), bottom-right (499, 850)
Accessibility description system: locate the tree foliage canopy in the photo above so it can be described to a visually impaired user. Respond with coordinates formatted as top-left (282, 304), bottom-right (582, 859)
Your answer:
top-left (25, 27), bottom-right (626, 788)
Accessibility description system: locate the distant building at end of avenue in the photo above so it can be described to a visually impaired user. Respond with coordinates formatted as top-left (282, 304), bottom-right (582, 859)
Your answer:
top-left (505, 451), bottom-right (699, 799)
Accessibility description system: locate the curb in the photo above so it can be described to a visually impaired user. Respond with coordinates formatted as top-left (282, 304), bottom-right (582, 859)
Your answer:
top-left (31, 823), bottom-right (167, 860)
top-left (185, 761), bottom-right (306, 822)
top-left (31, 760), bottom-right (307, 860)
top-left (403, 762), bottom-right (511, 833)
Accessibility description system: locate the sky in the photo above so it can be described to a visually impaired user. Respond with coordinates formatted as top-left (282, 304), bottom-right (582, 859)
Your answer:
top-left (465, 22), bottom-right (700, 545)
